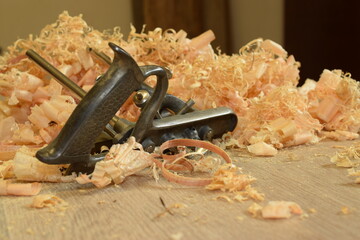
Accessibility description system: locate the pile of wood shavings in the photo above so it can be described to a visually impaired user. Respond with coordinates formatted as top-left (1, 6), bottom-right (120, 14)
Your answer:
top-left (0, 11), bottom-right (359, 159)
top-left (0, 12), bottom-right (359, 203)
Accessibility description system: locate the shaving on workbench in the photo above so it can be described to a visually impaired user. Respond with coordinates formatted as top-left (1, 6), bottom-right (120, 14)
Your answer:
top-left (0, 179), bottom-right (41, 196)
top-left (330, 141), bottom-right (360, 183)
top-left (248, 201), bottom-right (303, 219)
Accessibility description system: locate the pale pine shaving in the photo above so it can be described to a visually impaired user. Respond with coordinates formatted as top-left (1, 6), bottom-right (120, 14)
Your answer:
top-left (214, 195), bottom-right (234, 203)
top-left (309, 70), bottom-right (360, 133)
top-left (0, 179), bottom-right (41, 196)
top-left (320, 130), bottom-right (359, 141)
top-left (155, 138), bottom-right (232, 186)
top-left (330, 142), bottom-right (360, 168)
top-left (247, 142), bottom-right (278, 156)
top-left (75, 136), bottom-right (153, 188)
top-left (12, 146), bottom-right (74, 182)
top-left (0, 160), bottom-right (13, 179)
top-left (261, 201), bottom-right (303, 219)
top-left (347, 168), bottom-right (360, 184)
top-left (31, 194), bottom-right (67, 209)
top-left (247, 201), bottom-right (303, 219)
top-left (247, 202), bottom-right (263, 217)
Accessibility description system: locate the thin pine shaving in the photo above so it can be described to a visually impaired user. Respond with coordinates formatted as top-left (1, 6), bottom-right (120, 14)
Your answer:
top-left (76, 136), bottom-right (153, 188)
top-left (248, 201), bottom-right (303, 219)
top-left (330, 141), bottom-right (360, 183)
top-left (261, 201), bottom-right (303, 219)
top-left (12, 146), bottom-right (74, 182)
top-left (31, 194), bottom-right (67, 209)
top-left (0, 179), bottom-right (41, 196)
top-left (0, 160), bottom-right (13, 179)
top-left (330, 142), bottom-right (360, 168)
top-left (156, 138), bottom-right (232, 186)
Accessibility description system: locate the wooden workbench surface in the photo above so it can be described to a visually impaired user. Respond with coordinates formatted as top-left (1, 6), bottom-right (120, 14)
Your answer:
top-left (1, 140), bottom-right (360, 240)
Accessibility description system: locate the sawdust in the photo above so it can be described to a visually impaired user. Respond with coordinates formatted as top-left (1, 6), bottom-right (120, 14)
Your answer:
top-left (308, 208), bottom-right (317, 214)
top-left (339, 206), bottom-right (353, 215)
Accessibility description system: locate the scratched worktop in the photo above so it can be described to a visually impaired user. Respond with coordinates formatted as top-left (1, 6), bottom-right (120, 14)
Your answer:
top-left (1, 140), bottom-right (360, 240)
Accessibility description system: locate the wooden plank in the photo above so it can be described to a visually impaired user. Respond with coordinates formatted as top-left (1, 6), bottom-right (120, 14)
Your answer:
top-left (1, 140), bottom-right (360, 240)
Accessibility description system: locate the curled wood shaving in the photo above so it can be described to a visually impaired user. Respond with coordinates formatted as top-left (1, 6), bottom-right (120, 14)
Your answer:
top-left (261, 201), bottom-right (303, 219)
top-left (248, 201), bottom-right (303, 219)
top-left (247, 141), bottom-right (278, 156)
top-left (214, 195), bottom-right (234, 203)
top-left (155, 138), bottom-right (232, 186)
top-left (320, 130), bottom-right (359, 141)
top-left (76, 136), bottom-right (153, 188)
top-left (12, 146), bottom-right (74, 182)
top-left (0, 179), bottom-right (41, 196)
top-left (0, 160), bottom-right (13, 179)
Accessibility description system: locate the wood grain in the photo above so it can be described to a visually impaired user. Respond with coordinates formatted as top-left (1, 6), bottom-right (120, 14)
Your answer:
top-left (1, 140), bottom-right (360, 240)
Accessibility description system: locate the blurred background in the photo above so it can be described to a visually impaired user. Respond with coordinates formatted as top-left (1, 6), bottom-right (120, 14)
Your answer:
top-left (0, 0), bottom-right (359, 85)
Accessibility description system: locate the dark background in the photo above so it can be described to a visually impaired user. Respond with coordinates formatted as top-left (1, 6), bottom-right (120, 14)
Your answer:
top-left (285, 1), bottom-right (360, 85)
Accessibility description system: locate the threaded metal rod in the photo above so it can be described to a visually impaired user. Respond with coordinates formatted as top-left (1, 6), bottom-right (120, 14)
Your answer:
top-left (26, 49), bottom-right (87, 99)
top-left (26, 49), bottom-right (119, 138)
